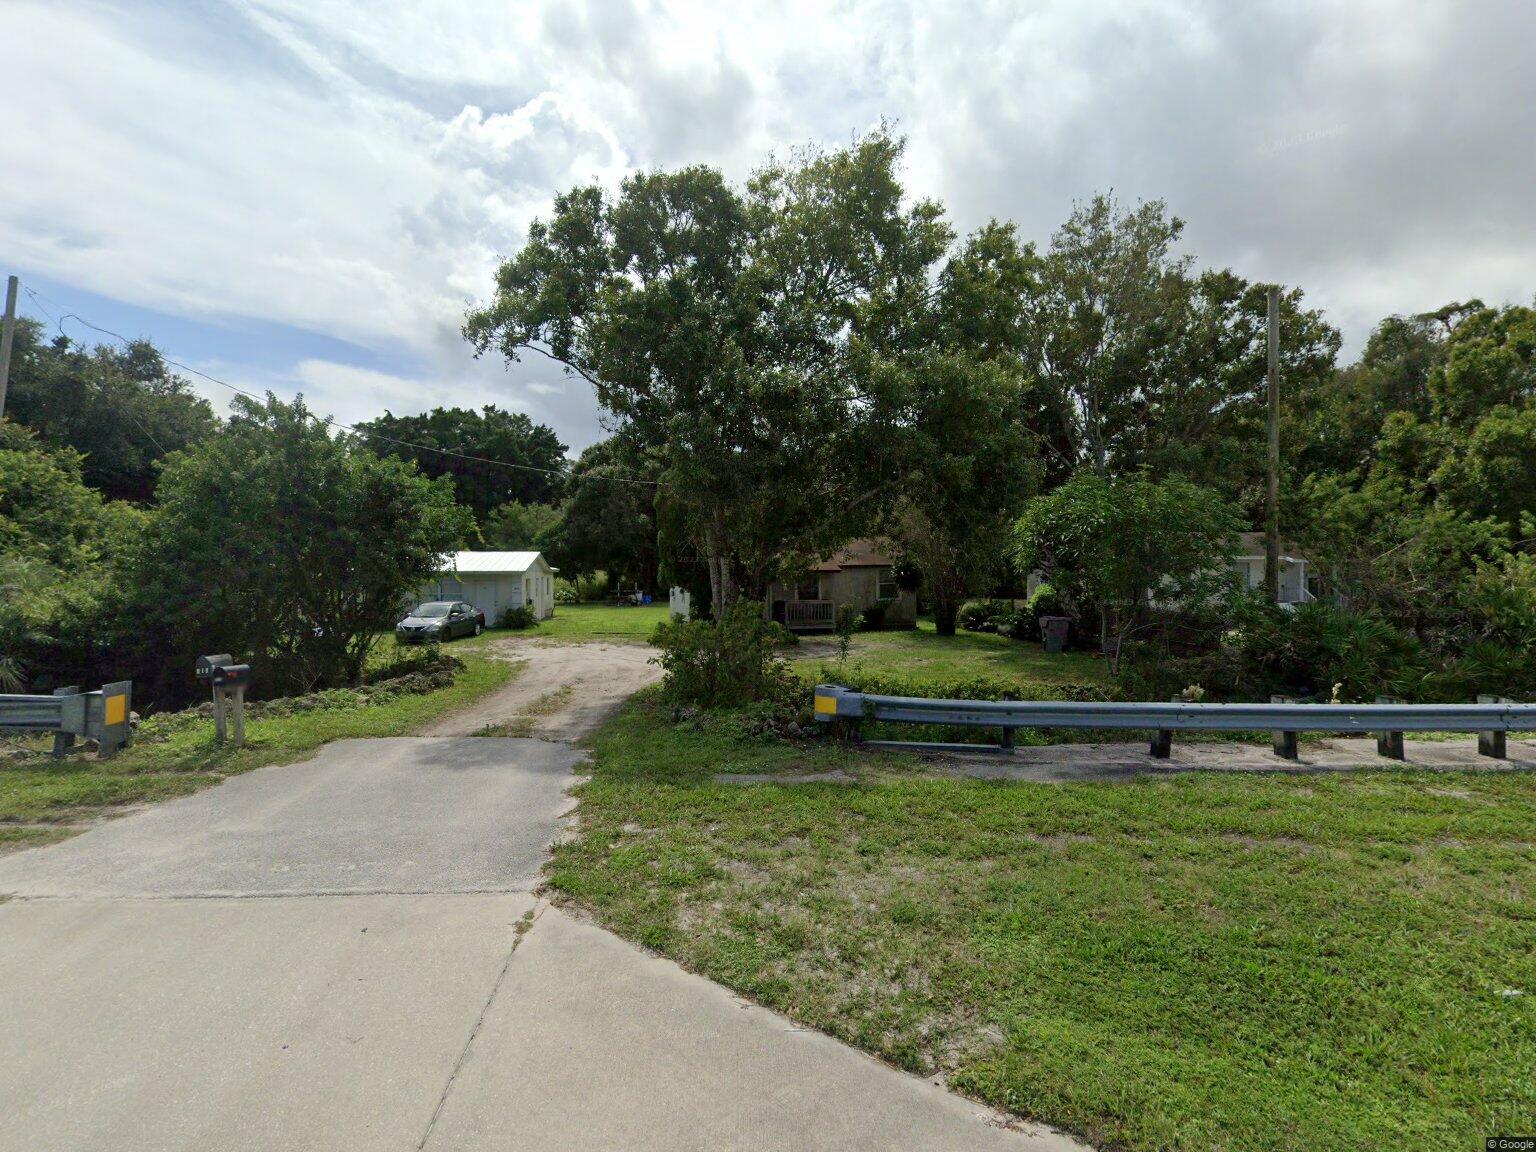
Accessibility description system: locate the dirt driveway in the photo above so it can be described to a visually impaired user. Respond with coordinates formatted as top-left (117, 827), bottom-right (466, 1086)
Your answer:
top-left (419, 638), bottom-right (663, 740)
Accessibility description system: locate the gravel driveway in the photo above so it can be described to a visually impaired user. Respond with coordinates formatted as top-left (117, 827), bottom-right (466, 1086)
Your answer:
top-left (419, 638), bottom-right (663, 739)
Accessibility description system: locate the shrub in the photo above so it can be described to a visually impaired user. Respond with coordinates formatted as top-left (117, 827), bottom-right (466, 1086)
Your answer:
top-left (499, 604), bottom-right (537, 630)
top-left (1026, 582), bottom-right (1064, 620)
top-left (554, 579), bottom-right (582, 605)
top-left (958, 599), bottom-right (1013, 633)
top-left (860, 598), bottom-right (891, 631)
top-left (817, 665), bottom-right (1112, 703)
top-left (650, 600), bottom-right (798, 709)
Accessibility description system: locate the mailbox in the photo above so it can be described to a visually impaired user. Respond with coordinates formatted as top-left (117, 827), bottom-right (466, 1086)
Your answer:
top-left (195, 654), bottom-right (234, 681)
top-left (195, 654), bottom-right (250, 748)
top-left (212, 663), bottom-right (251, 689)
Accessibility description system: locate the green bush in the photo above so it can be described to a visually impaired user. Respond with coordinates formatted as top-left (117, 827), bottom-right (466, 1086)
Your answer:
top-left (499, 604), bottom-right (537, 630)
top-left (817, 665), bottom-right (1112, 703)
top-left (651, 600), bottom-right (799, 709)
top-left (1026, 582), bottom-right (1064, 620)
top-left (859, 598), bottom-right (892, 631)
top-left (957, 599), bottom-right (1014, 633)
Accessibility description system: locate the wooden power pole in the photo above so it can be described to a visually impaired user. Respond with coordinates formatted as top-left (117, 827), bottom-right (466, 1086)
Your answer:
top-left (0, 275), bottom-right (17, 420)
top-left (1263, 284), bottom-right (1281, 603)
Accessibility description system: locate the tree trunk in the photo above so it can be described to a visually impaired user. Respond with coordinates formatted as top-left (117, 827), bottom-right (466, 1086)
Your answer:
top-left (703, 515), bottom-right (735, 622)
top-left (933, 597), bottom-right (959, 636)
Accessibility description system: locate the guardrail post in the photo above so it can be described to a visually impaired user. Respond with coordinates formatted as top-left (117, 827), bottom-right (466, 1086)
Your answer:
top-left (1000, 691), bottom-right (1016, 754)
top-left (50, 687), bottom-right (79, 758)
top-left (1270, 695), bottom-right (1299, 760)
top-left (1477, 695), bottom-right (1508, 759)
top-left (1375, 695), bottom-right (1405, 759)
top-left (94, 681), bottom-right (132, 757)
top-left (1150, 696), bottom-right (1177, 758)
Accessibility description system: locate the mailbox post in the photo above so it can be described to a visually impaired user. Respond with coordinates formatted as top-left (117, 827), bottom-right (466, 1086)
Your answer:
top-left (196, 654), bottom-right (251, 748)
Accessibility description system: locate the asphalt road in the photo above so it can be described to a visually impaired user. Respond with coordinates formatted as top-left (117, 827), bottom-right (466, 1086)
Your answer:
top-left (0, 733), bottom-right (1084, 1152)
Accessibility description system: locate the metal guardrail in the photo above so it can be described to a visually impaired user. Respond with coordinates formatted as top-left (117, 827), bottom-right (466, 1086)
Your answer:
top-left (0, 681), bottom-right (133, 757)
top-left (812, 684), bottom-right (1536, 760)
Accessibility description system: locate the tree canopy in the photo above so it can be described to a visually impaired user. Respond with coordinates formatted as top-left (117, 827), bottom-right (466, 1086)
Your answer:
top-left (465, 130), bottom-right (953, 615)
top-left (353, 405), bottom-right (567, 522)
top-left (4, 320), bottom-right (218, 501)
top-left (135, 395), bottom-right (472, 696)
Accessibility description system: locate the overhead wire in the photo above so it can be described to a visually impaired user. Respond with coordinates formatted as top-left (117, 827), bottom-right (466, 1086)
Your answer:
top-left (16, 299), bottom-right (659, 489)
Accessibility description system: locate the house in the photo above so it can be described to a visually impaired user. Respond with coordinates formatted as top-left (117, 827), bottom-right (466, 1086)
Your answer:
top-left (1232, 532), bottom-right (1315, 607)
top-left (765, 539), bottom-right (917, 632)
top-left (1024, 531), bottom-right (1317, 610)
top-left (418, 551), bottom-right (557, 624)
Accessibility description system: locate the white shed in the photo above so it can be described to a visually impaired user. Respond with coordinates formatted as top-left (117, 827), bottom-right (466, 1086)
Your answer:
top-left (419, 551), bottom-right (557, 624)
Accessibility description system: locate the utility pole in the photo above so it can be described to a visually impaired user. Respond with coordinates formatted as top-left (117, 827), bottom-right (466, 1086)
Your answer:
top-left (1263, 284), bottom-right (1281, 604)
top-left (0, 275), bottom-right (17, 420)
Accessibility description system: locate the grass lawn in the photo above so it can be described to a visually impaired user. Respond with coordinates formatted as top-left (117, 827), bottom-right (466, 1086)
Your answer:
top-left (0, 650), bottom-right (518, 854)
top-left (522, 601), bottom-right (671, 641)
top-left (821, 620), bottom-right (1104, 688)
top-left (549, 692), bottom-right (1536, 1151)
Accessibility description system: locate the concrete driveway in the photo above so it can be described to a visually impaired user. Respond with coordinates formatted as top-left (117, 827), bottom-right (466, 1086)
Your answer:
top-left (0, 735), bottom-right (1083, 1152)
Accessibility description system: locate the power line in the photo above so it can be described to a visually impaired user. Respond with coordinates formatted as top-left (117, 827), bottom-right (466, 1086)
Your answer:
top-left (34, 305), bottom-right (658, 490)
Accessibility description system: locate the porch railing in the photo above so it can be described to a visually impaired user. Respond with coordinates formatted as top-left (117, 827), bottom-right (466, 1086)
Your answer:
top-left (784, 600), bottom-right (837, 630)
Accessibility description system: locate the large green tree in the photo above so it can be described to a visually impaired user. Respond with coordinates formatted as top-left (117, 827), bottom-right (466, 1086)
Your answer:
top-left (0, 420), bottom-right (141, 692)
top-left (4, 320), bottom-right (218, 501)
top-left (880, 222), bottom-right (1043, 634)
top-left (465, 131), bottom-right (952, 617)
top-left (1014, 471), bottom-right (1242, 673)
top-left (353, 405), bottom-right (567, 521)
top-left (546, 437), bottom-right (660, 589)
top-left (136, 395), bottom-right (472, 695)
top-left (1023, 195), bottom-right (1339, 517)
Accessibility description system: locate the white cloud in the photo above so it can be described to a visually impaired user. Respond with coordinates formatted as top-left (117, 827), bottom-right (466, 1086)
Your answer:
top-left (4, 0), bottom-right (1534, 451)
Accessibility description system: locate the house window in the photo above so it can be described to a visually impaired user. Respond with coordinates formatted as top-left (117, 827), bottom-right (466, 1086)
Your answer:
top-left (794, 578), bottom-right (820, 602)
top-left (876, 567), bottom-right (898, 600)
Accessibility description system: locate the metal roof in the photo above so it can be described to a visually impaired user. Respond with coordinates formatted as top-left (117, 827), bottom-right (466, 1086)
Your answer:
top-left (443, 551), bottom-right (547, 575)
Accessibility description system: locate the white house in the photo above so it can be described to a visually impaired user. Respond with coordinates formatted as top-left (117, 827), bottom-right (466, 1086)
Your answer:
top-left (1231, 532), bottom-right (1315, 606)
top-left (419, 551), bottom-right (557, 623)
top-left (1024, 531), bottom-right (1317, 609)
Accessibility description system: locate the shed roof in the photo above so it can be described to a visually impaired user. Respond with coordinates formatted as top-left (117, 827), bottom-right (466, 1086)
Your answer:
top-left (1235, 532), bottom-right (1307, 563)
top-left (810, 539), bottom-right (895, 573)
top-left (443, 551), bottom-right (547, 575)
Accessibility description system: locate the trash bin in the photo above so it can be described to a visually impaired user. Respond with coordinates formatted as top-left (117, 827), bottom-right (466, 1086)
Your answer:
top-left (1040, 615), bottom-right (1070, 654)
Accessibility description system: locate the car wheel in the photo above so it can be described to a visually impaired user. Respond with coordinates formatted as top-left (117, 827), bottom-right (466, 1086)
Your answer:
top-left (474, 620), bottom-right (483, 636)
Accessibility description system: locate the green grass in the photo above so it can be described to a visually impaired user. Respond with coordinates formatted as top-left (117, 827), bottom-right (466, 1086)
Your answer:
top-left (807, 619), bottom-right (1103, 688)
top-left (522, 601), bottom-right (671, 641)
top-left (549, 693), bottom-right (1536, 1151)
top-left (0, 651), bottom-right (518, 851)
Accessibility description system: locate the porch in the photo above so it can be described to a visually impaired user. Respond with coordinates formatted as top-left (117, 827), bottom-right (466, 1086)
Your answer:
top-left (782, 600), bottom-right (837, 632)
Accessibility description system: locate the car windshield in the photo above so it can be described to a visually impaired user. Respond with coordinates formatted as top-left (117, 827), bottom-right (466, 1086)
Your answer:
top-left (413, 602), bottom-right (453, 618)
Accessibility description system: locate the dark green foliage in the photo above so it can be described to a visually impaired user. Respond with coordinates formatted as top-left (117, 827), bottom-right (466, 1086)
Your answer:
top-left (353, 405), bottom-right (567, 521)
top-left (498, 604), bottom-right (537, 630)
top-left (129, 394), bottom-right (473, 702)
top-left (858, 599), bottom-right (891, 631)
top-left (4, 321), bottom-right (218, 501)
top-left (1015, 471), bottom-right (1242, 673)
top-left (1025, 581), bottom-right (1064, 624)
top-left (650, 601), bottom-right (798, 710)
top-left (957, 599), bottom-right (1014, 633)
top-left (482, 499), bottom-right (560, 552)
top-left (544, 437), bottom-right (658, 587)
top-left (465, 130), bottom-right (956, 617)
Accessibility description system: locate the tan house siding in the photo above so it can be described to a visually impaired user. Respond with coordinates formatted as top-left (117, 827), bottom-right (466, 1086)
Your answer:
top-left (765, 540), bottom-right (915, 631)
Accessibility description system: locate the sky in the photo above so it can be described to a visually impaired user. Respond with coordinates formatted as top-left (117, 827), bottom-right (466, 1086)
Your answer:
top-left (4, 0), bottom-right (1533, 454)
